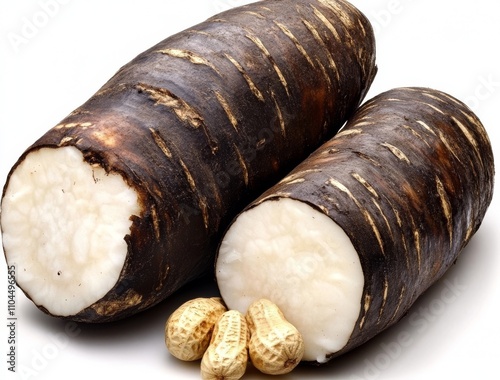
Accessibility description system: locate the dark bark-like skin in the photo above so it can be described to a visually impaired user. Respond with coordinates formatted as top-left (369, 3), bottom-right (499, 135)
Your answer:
top-left (1, 0), bottom-right (376, 322)
top-left (243, 87), bottom-right (494, 362)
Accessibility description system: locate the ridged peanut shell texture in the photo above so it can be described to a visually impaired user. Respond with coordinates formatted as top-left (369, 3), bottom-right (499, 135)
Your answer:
top-left (247, 299), bottom-right (305, 375)
top-left (165, 297), bottom-right (227, 361)
top-left (201, 310), bottom-right (249, 380)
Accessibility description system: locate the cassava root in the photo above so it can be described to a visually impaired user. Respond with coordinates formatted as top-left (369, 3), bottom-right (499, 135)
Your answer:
top-left (216, 87), bottom-right (494, 363)
top-left (0, 0), bottom-right (376, 322)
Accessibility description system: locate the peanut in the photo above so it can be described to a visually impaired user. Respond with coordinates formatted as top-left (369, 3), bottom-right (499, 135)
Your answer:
top-left (246, 299), bottom-right (304, 375)
top-left (201, 310), bottom-right (249, 380)
top-left (165, 297), bottom-right (227, 361)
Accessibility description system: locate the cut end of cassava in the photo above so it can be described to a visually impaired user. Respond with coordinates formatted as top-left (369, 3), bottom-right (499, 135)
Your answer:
top-left (216, 197), bottom-right (364, 363)
top-left (1, 146), bottom-right (141, 317)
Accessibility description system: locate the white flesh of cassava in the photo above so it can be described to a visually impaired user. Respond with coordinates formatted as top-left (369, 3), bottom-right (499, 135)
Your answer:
top-left (216, 198), bottom-right (364, 363)
top-left (1, 146), bottom-right (140, 317)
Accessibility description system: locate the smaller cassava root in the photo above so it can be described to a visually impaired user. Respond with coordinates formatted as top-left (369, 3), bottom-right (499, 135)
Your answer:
top-left (216, 87), bottom-right (494, 363)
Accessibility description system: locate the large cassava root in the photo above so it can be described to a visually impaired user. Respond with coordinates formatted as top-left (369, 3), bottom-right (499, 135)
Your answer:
top-left (0, 0), bottom-right (376, 322)
top-left (216, 87), bottom-right (495, 363)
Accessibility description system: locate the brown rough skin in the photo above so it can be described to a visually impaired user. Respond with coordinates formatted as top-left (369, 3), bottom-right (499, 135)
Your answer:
top-left (238, 87), bottom-right (495, 361)
top-left (1, 0), bottom-right (376, 322)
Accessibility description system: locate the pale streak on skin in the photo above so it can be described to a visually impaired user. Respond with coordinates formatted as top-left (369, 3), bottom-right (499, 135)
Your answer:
top-left (92, 129), bottom-right (117, 148)
top-left (317, 0), bottom-right (356, 52)
top-left (198, 198), bottom-right (210, 230)
top-left (419, 101), bottom-right (445, 115)
top-left (136, 84), bottom-right (204, 129)
top-left (150, 204), bottom-right (161, 241)
top-left (387, 198), bottom-right (411, 272)
top-left (354, 150), bottom-right (382, 168)
top-left (156, 48), bottom-right (222, 76)
top-left (460, 109), bottom-right (487, 142)
top-left (381, 142), bottom-right (411, 164)
top-left (328, 0), bottom-right (365, 42)
top-left (412, 220), bottom-right (422, 272)
top-left (55, 122), bottom-right (93, 130)
top-left (360, 103), bottom-right (378, 114)
top-left (390, 201), bottom-right (403, 228)
top-left (285, 178), bottom-right (306, 185)
top-left (336, 128), bottom-right (362, 138)
top-left (179, 158), bottom-right (209, 229)
top-left (320, 0), bottom-right (357, 30)
top-left (274, 21), bottom-right (315, 69)
top-left (436, 90), bottom-right (465, 108)
top-left (402, 125), bottom-right (431, 149)
top-left (243, 11), bottom-right (266, 19)
top-left (233, 144), bottom-right (249, 187)
top-left (138, 83), bottom-right (218, 153)
top-left (352, 121), bottom-right (373, 127)
top-left (360, 185), bottom-right (394, 244)
top-left (280, 169), bottom-right (322, 184)
top-left (389, 285), bottom-right (406, 325)
top-left (92, 290), bottom-right (143, 317)
top-left (322, 195), bottom-right (337, 211)
top-left (315, 59), bottom-right (333, 92)
top-left (452, 116), bottom-right (482, 165)
top-left (400, 228), bottom-right (411, 272)
top-left (59, 136), bottom-right (74, 145)
top-left (214, 91), bottom-right (238, 132)
top-left (464, 224), bottom-right (475, 245)
top-left (257, 5), bottom-right (273, 13)
top-left (186, 29), bottom-right (211, 38)
top-left (356, 17), bottom-right (367, 38)
top-left (319, 147), bottom-right (339, 155)
top-left (416, 120), bottom-right (437, 136)
top-left (377, 277), bottom-right (389, 323)
top-left (436, 176), bottom-right (453, 247)
top-left (458, 110), bottom-right (491, 172)
top-left (179, 158), bottom-right (197, 192)
top-left (359, 293), bottom-right (372, 330)
top-left (149, 128), bottom-right (173, 159)
top-left (371, 198), bottom-right (393, 240)
top-left (317, 204), bottom-right (330, 215)
top-left (256, 191), bottom-right (292, 204)
top-left (150, 182), bottom-right (163, 200)
top-left (437, 129), bottom-right (463, 166)
top-left (351, 172), bottom-right (379, 199)
top-left (270, 90), bottom-right (286, 137)
top-left (302, 19), bottom-right (340, 83)
top-left (224, 53), bottom-right (265, 102)
top-left (245, 33), bottom-right (290, 97)
top-left (420, 91), bottom-right (446, 104)
top-left (311, 5), bottom-right (341, 44)
top-left (327, 178), bottom-right (385, 256)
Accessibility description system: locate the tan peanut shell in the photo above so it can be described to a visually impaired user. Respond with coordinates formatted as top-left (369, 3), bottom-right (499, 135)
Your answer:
top-left (165, 297), bottom-right (227, 361)
top-left (247, 299), bottom-right (305, 375)
top-left (201, 310), bottom-right (249, 380)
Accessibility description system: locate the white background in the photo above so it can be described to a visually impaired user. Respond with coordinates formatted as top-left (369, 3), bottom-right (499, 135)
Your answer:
top-left (1, 1), bottom-right (499, 379)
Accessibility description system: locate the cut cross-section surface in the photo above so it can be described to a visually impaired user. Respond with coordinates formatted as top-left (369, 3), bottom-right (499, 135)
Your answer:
top-left (1, 146), bottom-right (140, 317)
top-left (216, 197), bottom-right (364, 363)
